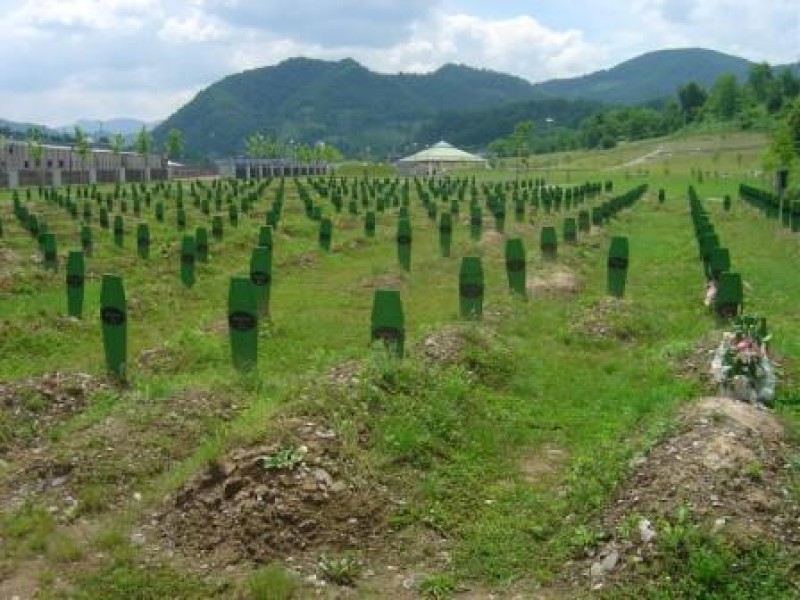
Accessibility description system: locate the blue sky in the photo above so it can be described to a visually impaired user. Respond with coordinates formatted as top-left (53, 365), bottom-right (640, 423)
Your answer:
top-left (0, 0), bottom-right (797, 126)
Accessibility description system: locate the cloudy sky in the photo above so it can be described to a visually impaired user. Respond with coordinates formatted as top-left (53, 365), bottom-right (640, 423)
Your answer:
top-left (1, 0), bottom-right (797, 127)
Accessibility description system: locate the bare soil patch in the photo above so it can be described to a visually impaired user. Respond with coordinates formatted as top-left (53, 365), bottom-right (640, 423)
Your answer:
top-left (528, 269), bottom-right (581, 297)
top-left (553, 396), bottom-right (800, 594)
top-left (154, 418), bottom-right (389, 568)
top-left (0, 372), bottom-right (111, 453)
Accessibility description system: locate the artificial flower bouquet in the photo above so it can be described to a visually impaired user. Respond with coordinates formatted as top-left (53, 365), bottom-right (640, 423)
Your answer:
top-left (710, 315), bottom-right (776, 404)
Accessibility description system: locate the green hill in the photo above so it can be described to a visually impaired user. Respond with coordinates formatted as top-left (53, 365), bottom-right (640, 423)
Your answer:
top-left (532, 48), bottom-right (753, 105)
top-left (153, 57), bottom-right (541, 159)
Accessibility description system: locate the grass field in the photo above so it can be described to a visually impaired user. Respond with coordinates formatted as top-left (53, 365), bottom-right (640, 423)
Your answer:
top-left (1, 131), bottom-right (798, 599)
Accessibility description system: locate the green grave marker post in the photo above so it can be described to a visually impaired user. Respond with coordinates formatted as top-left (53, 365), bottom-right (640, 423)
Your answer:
top-left (41, 232), bottom-right (58, 271)
top-left (81, 225), bottom-right (93, 257)
top-left (658, 189), bottom-right (666, 204)
top-left (709, 247), bottom-right (730, 281)
top-left (714, 272), bottom-right (743, 318)
top-left (439, 212), bottom-right (453, 257)
top-left (113, 215), bottom-right (124, 248)
top-left (229, 204), bottom-right (239, 227)
top-left (212, 215), bottom-right (223, 240)
top-left (180, 235), bottom-right (196, 288)
top-left (136, 222), bottom-right (150, 259)
top-left (365, 211), bottom-right (376, 237)
top-left (100, 274), bottom-right (127, 380)
top-left (470, 206), bottom-right (482, 241)
top-left (459, 256), bottom-right (484, 319)
top-left (99, 207), bottom-right (109, 229)
top-left (397, 218), bottom-right (412, 271)
top-left (723, 195), bottom-right (731, 211)
top-left (607, 236), bottom-right (629, 298)
top-left (228, 277), bottom-right (258, 371)
top-left (578, 210), bottom-right (590, 233)
top-left (319, 217), bottom-right (333, 252)
top-left (176, 207), bottom-right (187, 231)
top-left (540, 226), bottom-right (557, 259)
top-left (257, 226), bottom-right (273, 252)
top-left (370, 289), bottom-right (405, 357)
top-left (196, 227), bottom-right (209, 263)
top-left (65, 251), bottom-right (85, 318)
top-left (250, 246), bottom-right (272, 316)
top-left (505, 238), bottom-right (527, 297)
top-left (155, 201), bottom-right (164, 222)
top-left (563, 217), bottom-right (577, 244)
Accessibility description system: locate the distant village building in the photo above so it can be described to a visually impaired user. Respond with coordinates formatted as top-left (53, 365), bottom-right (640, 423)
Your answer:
top-left (215, 157), bottom-right (330, 179)
top-left (395, 141), bottom-right (488, 176)
top-left (0, 139), bottom-right (168, 188)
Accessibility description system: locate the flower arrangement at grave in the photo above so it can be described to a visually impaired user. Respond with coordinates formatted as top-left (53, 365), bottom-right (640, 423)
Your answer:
top-left (710, 315), bottom-right (776, 404)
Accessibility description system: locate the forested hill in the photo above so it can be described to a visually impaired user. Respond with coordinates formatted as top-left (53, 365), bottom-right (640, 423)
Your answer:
top-left (152, 49), bottom-right (800, 159)
top-left (153, 58), bottom-right (542, 159)
top-left (531, 48), bottom-right (755, 105)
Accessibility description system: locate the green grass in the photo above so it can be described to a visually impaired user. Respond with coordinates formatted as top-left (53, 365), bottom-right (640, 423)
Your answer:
top-left (1, 132), bottom-right (798, 597)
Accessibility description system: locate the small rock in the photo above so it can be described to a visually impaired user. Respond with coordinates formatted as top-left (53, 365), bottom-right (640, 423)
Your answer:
top-left (712, 517), bottom-right (727, 533)
top-left (313, 468), bottom-right (333, 488)
top-left (130, 532), bottom-right (146, 545)
top-left (590, 549), bottom-right (619, 580)
top-left (639, 518), bottom-right (657, 543)
top-left (133, 492), bottom-right (142, 502)
top-left (330, 481), bottom-right (347, 493)
top-left (50, 476), bottom-right (68, 488)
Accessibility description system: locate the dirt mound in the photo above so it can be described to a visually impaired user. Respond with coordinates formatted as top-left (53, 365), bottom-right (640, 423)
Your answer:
top-left (528, 269), bottom-right (581, 296)
top-left (358, 274), bottom-right (405, 290)
top-left (416, 326), bottom-right (471, 365)
top-left (0, 389), bottom-right (237, 518)
top-left (0, 372), bottom-right (111, 452)
top-left (155, 419), bottom-right (387, 567)
top-left (571, 298), bottom-right (648, 342)
top-left (560, 396), bottom-right (800, 591)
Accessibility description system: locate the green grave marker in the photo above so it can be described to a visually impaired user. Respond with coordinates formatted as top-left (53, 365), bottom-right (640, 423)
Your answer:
top-left (229, 204), bottom-right (239, 226)
top-left (250, 246), bottom-right (272, 316)
top-left (714, 272), bottom-right (743, 318)
top-left (658, 189), bottom-right (666, 203)
top-left (470, 206), bottom-right (482, 241)
top-left (176, 207), bottom-right (187, 230)
top-left (212, 215), bottom-right (223, 240)
top-left (607, 236), bottom-right (629, 298)
top-left (459, 256), bottom-right (484, 319)
top-left (540, 226), bottom-right (557, 259)
top-left (196, 227), bottom-right (209, 263)
top-left (723, 195), bottom-right (731, 211)
top-left (136, 222), bottom-right (150, 259)
top-left (99, 207), bottom-right (109, 229)
top-left (81, 225), bottom-right (93, 256)
top-left (505, 238), bottom-right (527, 297)
top-left (100, 274), bottom-right (127, 379)
top-left (370, 289), bottom-right (405, 357)
top-left (41, 232), bottom-right (57, 270)
top-left (113, 215), bottom-right (124, 247)
top-left (65, 251), bottom-right (85, 318)
top-left (365, 211), bottom-right (376, 237)
top-left (563, 217), bottom-right (577, 244)
top-left (228, 277), bottom-right (258, 371)
top-left (709, 247), bottom-right (730, 280)
top-left (257, 226), bottom-right (273, 252)
top-left (578, 210), bottom-right (590, 233)
top-left (439, 212), bottom-right (453, 257)
top-left (319, 217), bottom-right (333, 252)
top-left (397, 218), bottom-right (412, 271)
top-left (133, 197), bottom-right (141, 217)
top-left (180, 235), bottom-right (196, 288)
top-left (155, 201), bottom-right (164, 222)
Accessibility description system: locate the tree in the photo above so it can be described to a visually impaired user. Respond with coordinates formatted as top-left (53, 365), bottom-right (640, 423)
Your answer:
top-left (677, 82), bottom-right (708, 123)
top-left (748, 62), bottom-right (774, 104)
top-left (165, 128), bottom-right (184, 161)
top-left (777, 67), bottom-right (800, 100)
top-left (74, 126), bottom-right (90, 184)
top-left (511, 120), bottom-right (534, 176)
top-left (708, 74), bottom-right (741, 120)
